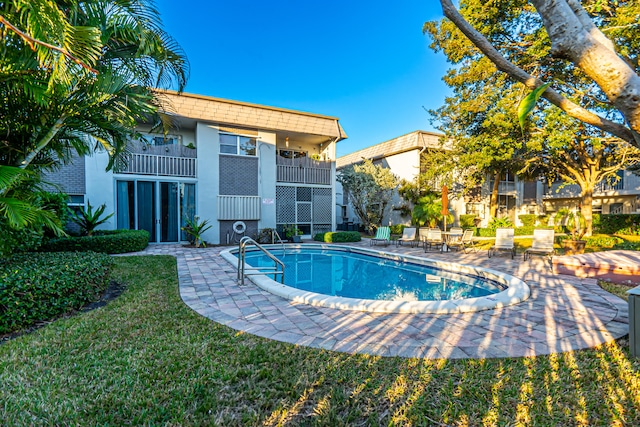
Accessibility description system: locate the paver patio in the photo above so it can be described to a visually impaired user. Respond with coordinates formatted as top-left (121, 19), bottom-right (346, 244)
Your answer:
top-left (134, 240), bottom-right (629, 359)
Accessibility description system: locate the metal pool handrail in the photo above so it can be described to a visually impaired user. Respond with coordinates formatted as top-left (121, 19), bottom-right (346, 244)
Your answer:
top-left (237, 236), bottom-right (285, 285)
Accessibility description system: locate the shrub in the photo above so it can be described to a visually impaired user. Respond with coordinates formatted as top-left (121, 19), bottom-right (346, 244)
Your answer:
top-left (613, 241), bottom-right (640, 251)
top-left (518, 214), bottom-right (537, 227)
top-left (389, 224), bottom-right (406, 235)
top-left (514, 226), bottom-right (535, 236)
top-left (475, 228), bottom-right (495, 237)
top-left (40, 229), bottom-right (149, 254)
top-left (459, 214), bottom-right (477, 228)
top-left (585, 234), bottom-right (624, 249)
top-left (37, 191), bottom-right (71, 236)
top-left (71, 201), bottom-right (114, 236)
top-left (314, 231), bottom-right (361, 243)
top-left (0, 251), bottom-right (113, 334)
top-left (488, 217), bottom-right (514, 230)
top-left (594, 214), bottom-right (640, 235)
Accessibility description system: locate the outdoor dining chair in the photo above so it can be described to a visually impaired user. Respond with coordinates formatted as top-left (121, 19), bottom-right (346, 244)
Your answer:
top-left (488, 227), bottom-right (516, 259)
top-left (423, 228), bottom-right (444, 252)
top-left (370, 226), bottom-right (391, 246)
top-left (447, 228), bottom-right (476, 253)
top-left (523, 229), bottom-right (556, 261)
top-left (397, 227), bottom-right (417, 247)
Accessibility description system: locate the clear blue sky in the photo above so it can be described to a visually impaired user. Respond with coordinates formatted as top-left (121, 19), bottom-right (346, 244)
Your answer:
top-left (155, 1), bottom-right (451, 157)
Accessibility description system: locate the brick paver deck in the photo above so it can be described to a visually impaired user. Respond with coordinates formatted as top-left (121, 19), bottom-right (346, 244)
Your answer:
top-left (133, 241), bottom-right (629, 359)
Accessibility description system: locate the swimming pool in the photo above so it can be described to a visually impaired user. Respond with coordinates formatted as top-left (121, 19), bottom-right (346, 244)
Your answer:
top-left (220, 244), bottom-right (530, 314)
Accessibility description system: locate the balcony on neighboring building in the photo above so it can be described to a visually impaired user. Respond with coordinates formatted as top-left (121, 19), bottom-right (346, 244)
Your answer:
top-left (276, 155), bottom-right (332, 185)
top-left (116, 140), bottom-right (197, 178)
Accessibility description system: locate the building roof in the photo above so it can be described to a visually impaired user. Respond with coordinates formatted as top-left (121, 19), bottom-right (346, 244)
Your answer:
top-left (337, 130), bottom-right (443, 169)
top-left (156, 90), bottom-right (347, 141)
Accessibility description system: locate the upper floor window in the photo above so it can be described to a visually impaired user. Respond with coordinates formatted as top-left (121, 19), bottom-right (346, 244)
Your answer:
top-left (279, 149), bottom-right (307, 159)
top-left (220, 133), bottom-right (256, 156)
top-left (141, 133), bottom-right (182, 146)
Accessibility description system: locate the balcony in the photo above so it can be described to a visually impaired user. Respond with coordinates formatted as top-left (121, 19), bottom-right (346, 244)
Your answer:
top-left (276, 155), bottom-right (332, 185)
top-left (117, 153), bottom-right (197, 178)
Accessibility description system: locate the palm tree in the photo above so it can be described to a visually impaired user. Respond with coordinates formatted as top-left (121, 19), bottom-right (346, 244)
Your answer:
top-left (0, 0), bottom-right (189, 170)
top-left (0, 165), bottom-right (65, 255)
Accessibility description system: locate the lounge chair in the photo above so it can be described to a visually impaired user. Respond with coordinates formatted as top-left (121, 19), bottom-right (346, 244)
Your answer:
top-left (396, 227), bottom-right (417, 247)
top-left (524, 229), bottom-right (556, 261)
top-left (447, 228), bottom-right (476, 253)
top-left (488, 227), bottom-right (516, 259)
top-left (370, 226), bottom-right (391, 246)
top-left (423, 228), bottom-right (444, 252)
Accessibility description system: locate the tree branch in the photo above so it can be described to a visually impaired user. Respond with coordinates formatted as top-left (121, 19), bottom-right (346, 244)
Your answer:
top-left (0, 15), bottom-right (98, 74)
top-left (439, 0), bottom-right (638, 146)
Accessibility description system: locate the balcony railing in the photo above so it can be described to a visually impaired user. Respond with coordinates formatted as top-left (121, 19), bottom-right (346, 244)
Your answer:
top-left (118, 153), bottom-right (197, 178)
top-left (276, 155), bottom-right (332, 185)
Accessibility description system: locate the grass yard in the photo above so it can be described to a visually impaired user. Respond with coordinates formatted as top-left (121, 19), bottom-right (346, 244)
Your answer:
top-left (1, 255), bottom-right (639, 426)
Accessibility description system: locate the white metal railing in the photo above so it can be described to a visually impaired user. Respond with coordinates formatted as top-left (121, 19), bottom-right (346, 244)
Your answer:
top-left (237, 236), bottom-right (284, 285)
top-left (277, 165), bottom-right (331, 184)
top-left (119, 153), bottom-right (196, 177)
top-left (217, 195), bottom-right (261, 220)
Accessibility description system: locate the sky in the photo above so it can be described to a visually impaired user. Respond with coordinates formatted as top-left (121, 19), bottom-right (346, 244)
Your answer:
top-left (154, 1), bottom-right (451, 157)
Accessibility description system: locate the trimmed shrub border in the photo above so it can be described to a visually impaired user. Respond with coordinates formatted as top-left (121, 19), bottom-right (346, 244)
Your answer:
top-left (313, 231), bottom-right (362, 243)
top-left (40, 229), bottom-right (149, 254)
top-left (0, 252), bottom-right (114, 334)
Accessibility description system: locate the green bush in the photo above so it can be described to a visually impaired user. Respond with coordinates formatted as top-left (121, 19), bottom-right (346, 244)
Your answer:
top-left (613, 241), bottom-right (640, 251)
top-left (515, 226), bottom-right (535, 236)
top-left (40, 229), bottom-right (149, 254)
top-left (594, 214), bottom-right (640, 235)
top-left (488, 217), bottom-right (514, 230)
top-left (389, 224), bottom-right (406, 235)
top-left (459, 214), bottom-right (477, 228)
top-left (475, 228), bottom-right (495, 237)
top-left (518, 214), bottom-right (537, 227)
top-left (313, 231), bottom-right (361, 243)
top-left (586, 234), bottom-right (624, 248)
top-left (0, 251), bottom-right (113, 334)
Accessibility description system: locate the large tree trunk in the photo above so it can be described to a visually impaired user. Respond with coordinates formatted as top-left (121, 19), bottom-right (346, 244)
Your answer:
top-left (439, 0), bottom-right (640, 146)
top-left (530, 0), bottom-right (640, 141)
top-left (580, 186), bottom-right (594, 237)
top-left (489, 172), bottom-right (500, 217)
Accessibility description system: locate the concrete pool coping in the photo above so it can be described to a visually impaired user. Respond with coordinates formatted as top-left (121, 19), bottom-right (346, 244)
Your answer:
top-left (132, 242), bottom-right (629, 359)
top-left (220, 244), bottom-right (531, 314)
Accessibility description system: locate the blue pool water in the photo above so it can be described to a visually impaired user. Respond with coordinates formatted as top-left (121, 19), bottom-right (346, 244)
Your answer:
top-left (243, 248), bottom-right (505, 302)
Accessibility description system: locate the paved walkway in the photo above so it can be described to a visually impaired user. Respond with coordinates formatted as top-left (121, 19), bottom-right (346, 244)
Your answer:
top-left (134, 241), bottom-right (629, 359)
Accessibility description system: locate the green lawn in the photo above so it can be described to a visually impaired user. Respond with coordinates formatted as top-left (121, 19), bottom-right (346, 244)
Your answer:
top-left (1, 255), bottom-right (639, 426)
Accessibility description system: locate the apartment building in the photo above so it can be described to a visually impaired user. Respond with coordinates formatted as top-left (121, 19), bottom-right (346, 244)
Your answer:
top-left (48, 91), bottom-right (347, 244)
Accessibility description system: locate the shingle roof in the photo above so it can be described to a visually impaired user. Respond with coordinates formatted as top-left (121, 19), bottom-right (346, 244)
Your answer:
top-left (337, 130), bottom-right (443, 169)
top-left (156, 90), bottom-right (347, 140)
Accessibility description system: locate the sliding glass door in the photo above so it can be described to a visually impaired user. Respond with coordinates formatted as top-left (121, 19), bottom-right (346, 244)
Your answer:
top-left (116, 180), bottom-right (195, 243)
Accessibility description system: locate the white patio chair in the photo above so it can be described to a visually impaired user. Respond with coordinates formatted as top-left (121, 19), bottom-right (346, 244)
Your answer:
top-left (448, 229), bottom-right (476, 253)
top-left (397, 227), bottom-right (417, 247)
top-left (524, 229), bottom-right (556, 261)
top-left (423, 228), bottom-right (444, 252)
top-left (488, 228), bottom-right (515, 259)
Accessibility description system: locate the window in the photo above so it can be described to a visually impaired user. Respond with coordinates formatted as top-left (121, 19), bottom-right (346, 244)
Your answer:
top-left (220, 133), bottom-right (256, 156)
top-left (278, 149), bottom-right (307, 159)
top-left (141, 134), bottom-right (182, 146)
top-left (67, 194), bottom-right (85, 217)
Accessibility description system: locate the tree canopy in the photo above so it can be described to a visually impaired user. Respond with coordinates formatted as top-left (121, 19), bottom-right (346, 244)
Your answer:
top-left (337, 159), bottom-right (398, 234)
top-left (436, 0), bottom-right (640, 147)
top-left (0, 0), bottom-right (189, 170)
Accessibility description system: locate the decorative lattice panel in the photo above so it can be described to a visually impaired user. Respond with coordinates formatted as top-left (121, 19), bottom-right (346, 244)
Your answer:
top-left (297, 187), bottom-right (312, 202)
top-left (312, 188), bottom-right (332, 223)
top-left (297, 202), bottom-right (312, 222)
top-left (312, 224), bottom-right (332, 235)
top-left (276, 186), bottom-right (296, 223)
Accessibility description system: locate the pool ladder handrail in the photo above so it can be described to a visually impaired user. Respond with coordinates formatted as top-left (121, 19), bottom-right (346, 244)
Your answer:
top-left (237, 236), bottom-right (285, 285)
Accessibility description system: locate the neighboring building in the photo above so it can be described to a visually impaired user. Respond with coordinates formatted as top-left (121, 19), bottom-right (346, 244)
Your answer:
top-left (336, 130), bottom-right (466, 227)
top-left (337, 130), bottom-right (640, 229)
top-left (47, 90), bottom-right (347, 244)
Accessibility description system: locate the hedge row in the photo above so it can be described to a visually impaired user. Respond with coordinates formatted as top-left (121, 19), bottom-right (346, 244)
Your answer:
top-left (313, 231), bottom-right (362, 243)
top-left (39, 229), bottom-right (149, 254)
top-left (0, 251), bottom-right (113, 334)
top-left (593, 214), bottom-right (640, 235)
